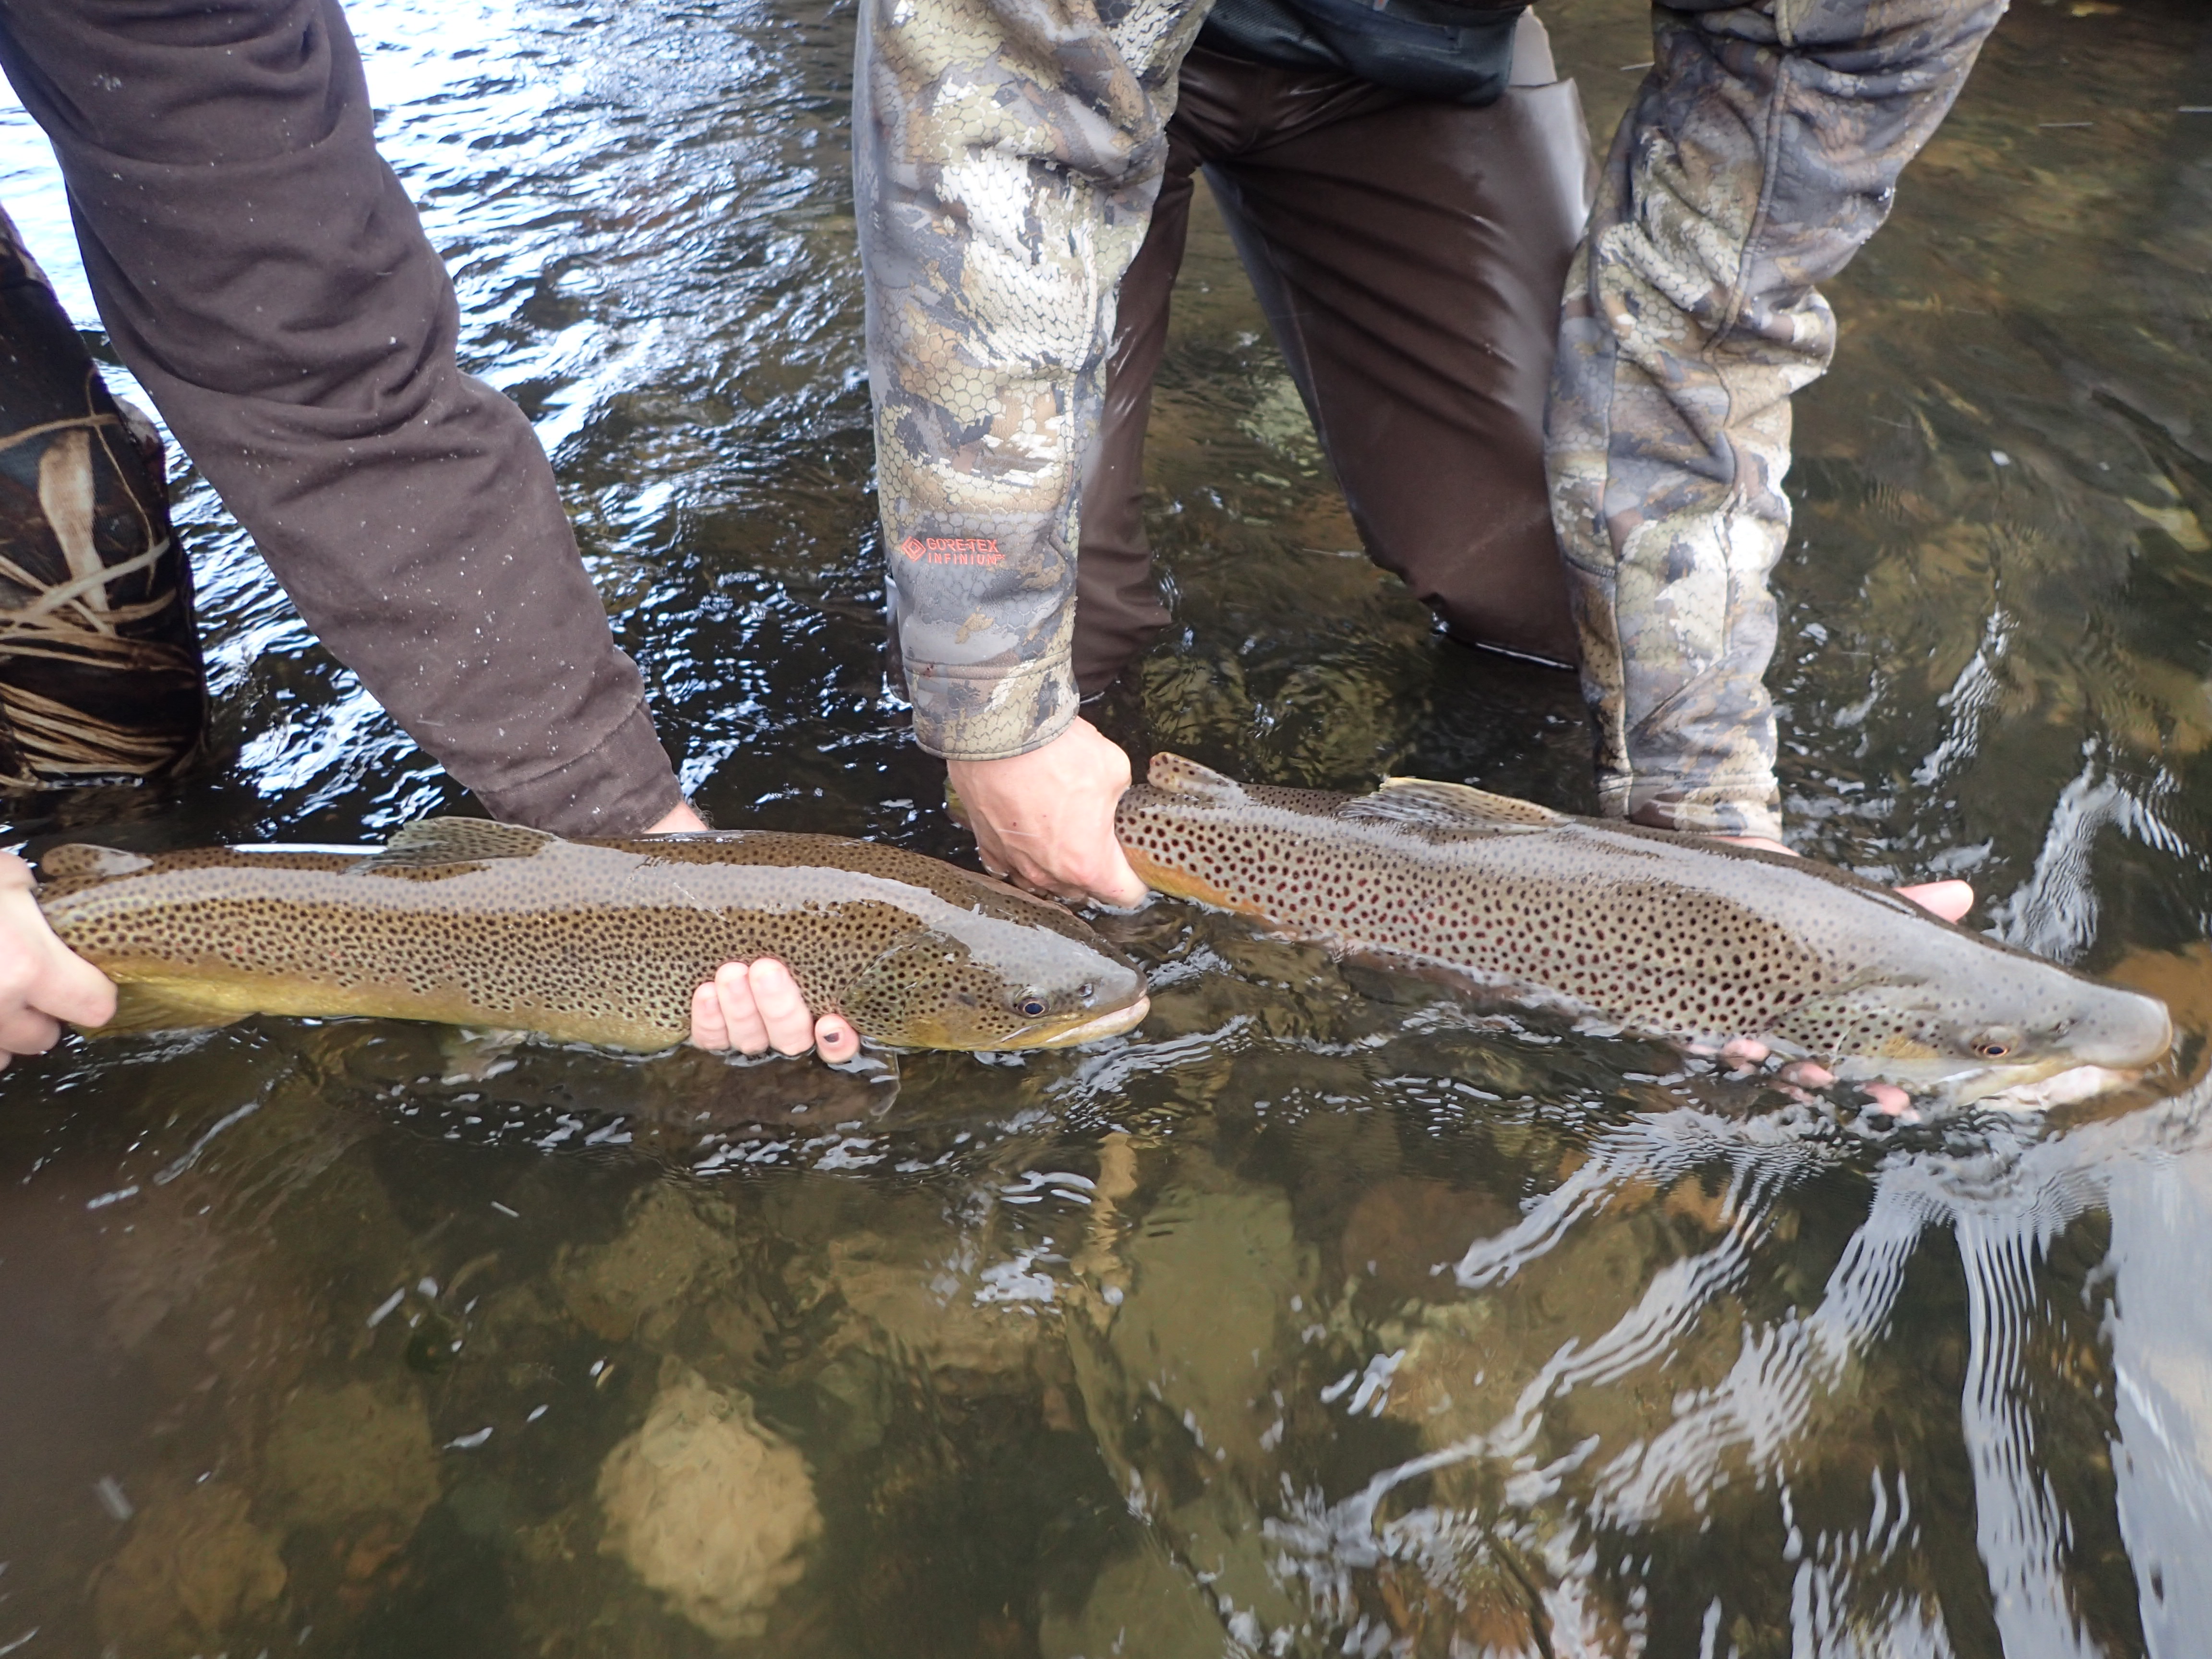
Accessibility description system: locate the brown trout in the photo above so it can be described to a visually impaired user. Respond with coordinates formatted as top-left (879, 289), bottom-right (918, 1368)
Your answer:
top-left (37, 817), bottom-right (1148, 1052)
top-left (1115, 755), bottom-right (2172, 1103)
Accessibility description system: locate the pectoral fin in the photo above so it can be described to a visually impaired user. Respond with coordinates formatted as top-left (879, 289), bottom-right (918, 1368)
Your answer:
top-left (1345, 776), bottom-right (1565, 832)
top-left (440, 1027), bottom-right (527, 1085)
top-left (88, 980), bottom-right (250, 1036)
top-left (351, 817), bottom-right (559, 877)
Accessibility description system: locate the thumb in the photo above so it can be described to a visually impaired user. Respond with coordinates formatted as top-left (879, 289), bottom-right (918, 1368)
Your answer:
top-left (0, 885), bottom-right (117, 1029)
top-left (37, 945), bottom-right (118, 1029)
top-left (1094, 836), bottom-right (1148, 908)
top-left (1896, 879), bottom-right (1973, 924)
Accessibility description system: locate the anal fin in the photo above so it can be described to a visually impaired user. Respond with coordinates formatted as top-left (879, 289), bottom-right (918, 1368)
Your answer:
top-left (89, 980), bottom-right (251, 1037)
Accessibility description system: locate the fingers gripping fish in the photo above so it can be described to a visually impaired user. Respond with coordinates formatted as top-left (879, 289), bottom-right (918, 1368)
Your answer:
top-left (1114, 755), bottom-right (2171, 1106)
top-left (37, 818), bottom-right (1148, 1054)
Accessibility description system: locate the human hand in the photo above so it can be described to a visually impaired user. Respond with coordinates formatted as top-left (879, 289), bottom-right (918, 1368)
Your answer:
top-left (1709, 834), bottom-right (1976, 1118)
top-left (946, 717), bottom-right (1147, 907)
top-left (645, 803), bottom-right (862, 1063)
top-left (0, 853), bottom-right (118, 1066)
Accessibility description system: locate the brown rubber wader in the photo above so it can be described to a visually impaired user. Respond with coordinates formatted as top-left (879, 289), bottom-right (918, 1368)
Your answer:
top-left (1074, 16), bottom-right (1594, 694)
top-left (0, 206), bottom-right (206, 786)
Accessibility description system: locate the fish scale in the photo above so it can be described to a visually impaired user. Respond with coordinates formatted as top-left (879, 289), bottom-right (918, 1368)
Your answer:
top-left (1115, 753), bottom-right (2173, 1103)
top-left (38, 818), bottom-right (1148, 1053)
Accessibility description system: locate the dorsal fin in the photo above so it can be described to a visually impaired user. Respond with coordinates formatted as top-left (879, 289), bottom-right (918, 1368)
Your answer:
top-left (349, 817), bottom-right (558, 876)
top-left (1344, 776), bottom-right (1566, 832)
top-left (38, 844), bottom-right (155, 881)
top-left (1146, 753), bottom-right (1245, 801)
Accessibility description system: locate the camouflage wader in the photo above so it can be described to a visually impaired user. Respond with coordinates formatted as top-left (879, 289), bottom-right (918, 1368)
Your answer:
top-left (863, 0), bottom-right (2010, 838)
top-left (856, 0), bottom-right (1212, 760)
top-left (0, 207), bottom-right (205, 786)
top-left (1550, 0), bottom-right (2010, 840)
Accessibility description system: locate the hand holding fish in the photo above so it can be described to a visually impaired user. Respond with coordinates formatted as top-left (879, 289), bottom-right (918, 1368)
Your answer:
top-left (1710, 834), bottom-right (1972, 1116)
top-left (1716, 834), bottom-right (1973, 925)
top-left (945, 718), bottom-right (1148, 908)
top-left (648, 802), bottom-right (860, 1061)
top-left (1116, 756), bottom-right (2171, 1113)
top-left (688, 961), bottom-right (862, 1064)
top-left (0, 852), bottom-right (118, 1069)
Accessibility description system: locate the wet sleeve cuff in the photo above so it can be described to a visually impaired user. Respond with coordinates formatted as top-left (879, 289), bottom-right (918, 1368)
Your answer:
top-left (1622, 779), bottom-right (1784, 845)
top-left (905, 651), bottom-right (1079, 762)
top-left (470, 700), bottom-right (684, 838)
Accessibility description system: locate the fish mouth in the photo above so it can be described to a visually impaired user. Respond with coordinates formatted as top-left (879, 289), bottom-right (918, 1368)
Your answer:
top-left (1005, 995), bottom-right (1150, 1049)
top-left (2073, 990), bottom-right (2174, 1071)
top-left (1973, 1063), bottom-right (2152, 1114)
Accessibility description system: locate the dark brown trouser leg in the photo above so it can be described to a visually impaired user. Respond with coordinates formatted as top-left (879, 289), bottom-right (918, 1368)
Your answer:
top-left (1076, 33), bottom-right (1593, 688)
top-left (0, 0), bottom-right (680, 833)
top-left (0, 205), bottom-right (206, 785)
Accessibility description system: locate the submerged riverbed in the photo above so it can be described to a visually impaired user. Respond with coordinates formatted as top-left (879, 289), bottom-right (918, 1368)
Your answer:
top-left (2, 1), bottom-right (2211, 1654)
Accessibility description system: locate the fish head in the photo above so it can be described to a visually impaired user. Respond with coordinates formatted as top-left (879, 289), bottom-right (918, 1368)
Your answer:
top-left (840, 916), bottom-right (1149, 1051)
top-left (1788, 966), bottom-right (2173, 1106)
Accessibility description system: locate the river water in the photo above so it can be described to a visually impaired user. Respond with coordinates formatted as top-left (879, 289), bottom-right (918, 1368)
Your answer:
top-left (0, 2), bottom-right (2209, 1654)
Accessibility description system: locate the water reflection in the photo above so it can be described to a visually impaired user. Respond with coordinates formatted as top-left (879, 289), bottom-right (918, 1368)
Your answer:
top-left (0, 0), bottom-right (2210, 1653)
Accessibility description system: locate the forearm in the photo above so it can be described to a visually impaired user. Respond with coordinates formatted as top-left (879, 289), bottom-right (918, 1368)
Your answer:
top-left (0, 0), bottom-right (682, 836)
top-left (856, 0), bottom-right (1209, 760)
top-left (1547, 0), bottom-right (2006, 841)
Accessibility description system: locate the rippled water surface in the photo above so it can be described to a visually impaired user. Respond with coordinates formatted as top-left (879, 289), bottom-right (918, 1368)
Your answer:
top-left (3, 2), bottom-right (2212, 1654)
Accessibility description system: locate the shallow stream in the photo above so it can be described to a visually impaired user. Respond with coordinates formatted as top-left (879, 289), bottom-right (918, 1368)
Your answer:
top-left (2, 1), bottom-right (2211, 1654)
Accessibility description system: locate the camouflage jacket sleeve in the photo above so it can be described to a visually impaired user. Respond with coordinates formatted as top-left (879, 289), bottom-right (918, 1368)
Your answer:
top-left (855, 0), bottom-right (1210, 760)
top-left (1546, 0), bottom-right (2006, 842)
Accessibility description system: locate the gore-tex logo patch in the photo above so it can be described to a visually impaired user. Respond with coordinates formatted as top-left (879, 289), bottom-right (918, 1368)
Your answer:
top-left (900, 534), bottom-right (1002, 565)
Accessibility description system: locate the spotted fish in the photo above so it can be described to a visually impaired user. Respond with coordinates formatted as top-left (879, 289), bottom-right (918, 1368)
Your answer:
top-left (1115, 755), bottom-right (2172, 1103)
top-left (37, 818), bottom-right (1148, 1052)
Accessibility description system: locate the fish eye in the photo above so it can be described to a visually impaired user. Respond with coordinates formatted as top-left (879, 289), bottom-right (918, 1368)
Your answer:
top-left (1079, 982), bottom-right (1095, 1002)
top-left (1969, 1027), bottom-right (2022, 1060)
top-left (1018, 997), bottom-right (1048, 1019)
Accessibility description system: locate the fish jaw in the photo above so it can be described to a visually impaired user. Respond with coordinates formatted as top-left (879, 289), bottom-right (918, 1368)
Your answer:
top-left (1838, 1051), bottom-right (2085, 1109)
top-left (1973, 1064), bottom-right (2151, 1114)
top-left (1785, 971), bottom-right (2176, 1106)
top-left (895, 994), bottom-right (1149, 1052)
top-left (1011, 994), bottom-right (1149, 1048)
